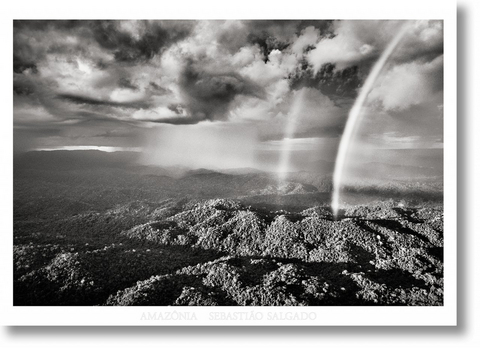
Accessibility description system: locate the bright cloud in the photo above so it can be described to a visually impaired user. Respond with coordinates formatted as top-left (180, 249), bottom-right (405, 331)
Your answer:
top-left (368, 55), bottom-right (443, 111)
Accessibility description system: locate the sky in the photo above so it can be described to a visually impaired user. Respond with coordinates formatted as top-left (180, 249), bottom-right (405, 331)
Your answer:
top-left (13, 20), bottom-right (444, 174)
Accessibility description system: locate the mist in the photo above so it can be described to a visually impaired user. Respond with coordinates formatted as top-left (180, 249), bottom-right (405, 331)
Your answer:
top-left (141, 122), bottom-right (259, 170)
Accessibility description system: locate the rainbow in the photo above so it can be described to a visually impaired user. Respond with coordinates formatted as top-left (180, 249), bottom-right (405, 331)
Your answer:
top-left (331, 22), bottom-right (412, 218)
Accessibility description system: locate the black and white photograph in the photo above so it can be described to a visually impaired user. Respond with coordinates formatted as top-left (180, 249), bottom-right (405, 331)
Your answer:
top-left (1, 0), bottom-right (465, 332)
top-left (6, 0), bottom-right (480, 346)
top-left (12, 18), bottom-right (447, 309)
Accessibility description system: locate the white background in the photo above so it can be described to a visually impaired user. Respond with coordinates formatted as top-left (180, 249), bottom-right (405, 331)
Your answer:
top-left (1, 0), bottom-right (479, 347)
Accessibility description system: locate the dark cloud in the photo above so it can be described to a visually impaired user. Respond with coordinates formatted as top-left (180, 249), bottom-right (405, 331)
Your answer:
top-left (13, 20), bottom-right (196, 71)
top-left (13, 20), bottom-right (84, 31)
top-left (13, 21), bottom-right (86, 74)
top-left (70, 110), bottom-right (121, 122)
top-left (215, 20), bottom-right (294, 54)
top-left (149, 82), bottom-right (169, 95)
top-left (13, 77), bottom-right (36, 96)
top-left (91, 20), bottom-right (195, 64)
top-left (56, 93), bottom-right (151, 110)
top-left (244, 20), bottom-right (333, 41)
top-left (247, 34), bottom-right (290, 62)
top-left (216, 20), bottom-right (333, 55)
top-left (296, 20), bottom-right (335, 35)
top-left (178, 60), bottom-right (266, 120)
top-left (241, 21), bottom-right (334, 62)
top-left (96, 60), bottom-right (109, 70)
top-left (167, 104), bottom-right (185, 114)
top-left (135, 116), bottom-right (202, 125)
top-left (289, 62), bottom-right (362, 100)
top-left (13, 55), bottom-right (38, 74)
top-left (118, 77), bottom-right (139, 90)
top-left (92, 129), bottom-right (136, 138)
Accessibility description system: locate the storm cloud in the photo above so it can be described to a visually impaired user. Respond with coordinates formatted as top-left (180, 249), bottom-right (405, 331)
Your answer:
top-left (177, 60), bottom-right (267, 121)
top-left (13, 19), bottom-right (444, 170)
top-left (90, 20), bottom-right (195, 64)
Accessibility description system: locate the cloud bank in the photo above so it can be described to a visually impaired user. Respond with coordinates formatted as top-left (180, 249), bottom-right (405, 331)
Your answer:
top-left (14, 20), bottom-right (443, 173)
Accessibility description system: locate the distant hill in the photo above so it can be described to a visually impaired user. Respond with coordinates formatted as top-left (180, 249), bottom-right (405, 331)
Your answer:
top-left (14, 150), bottom-right (443, 217)
top-left (185, 168), bottom-right (220, 176)
top-left (219, 167), bottom-right (266, 175)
